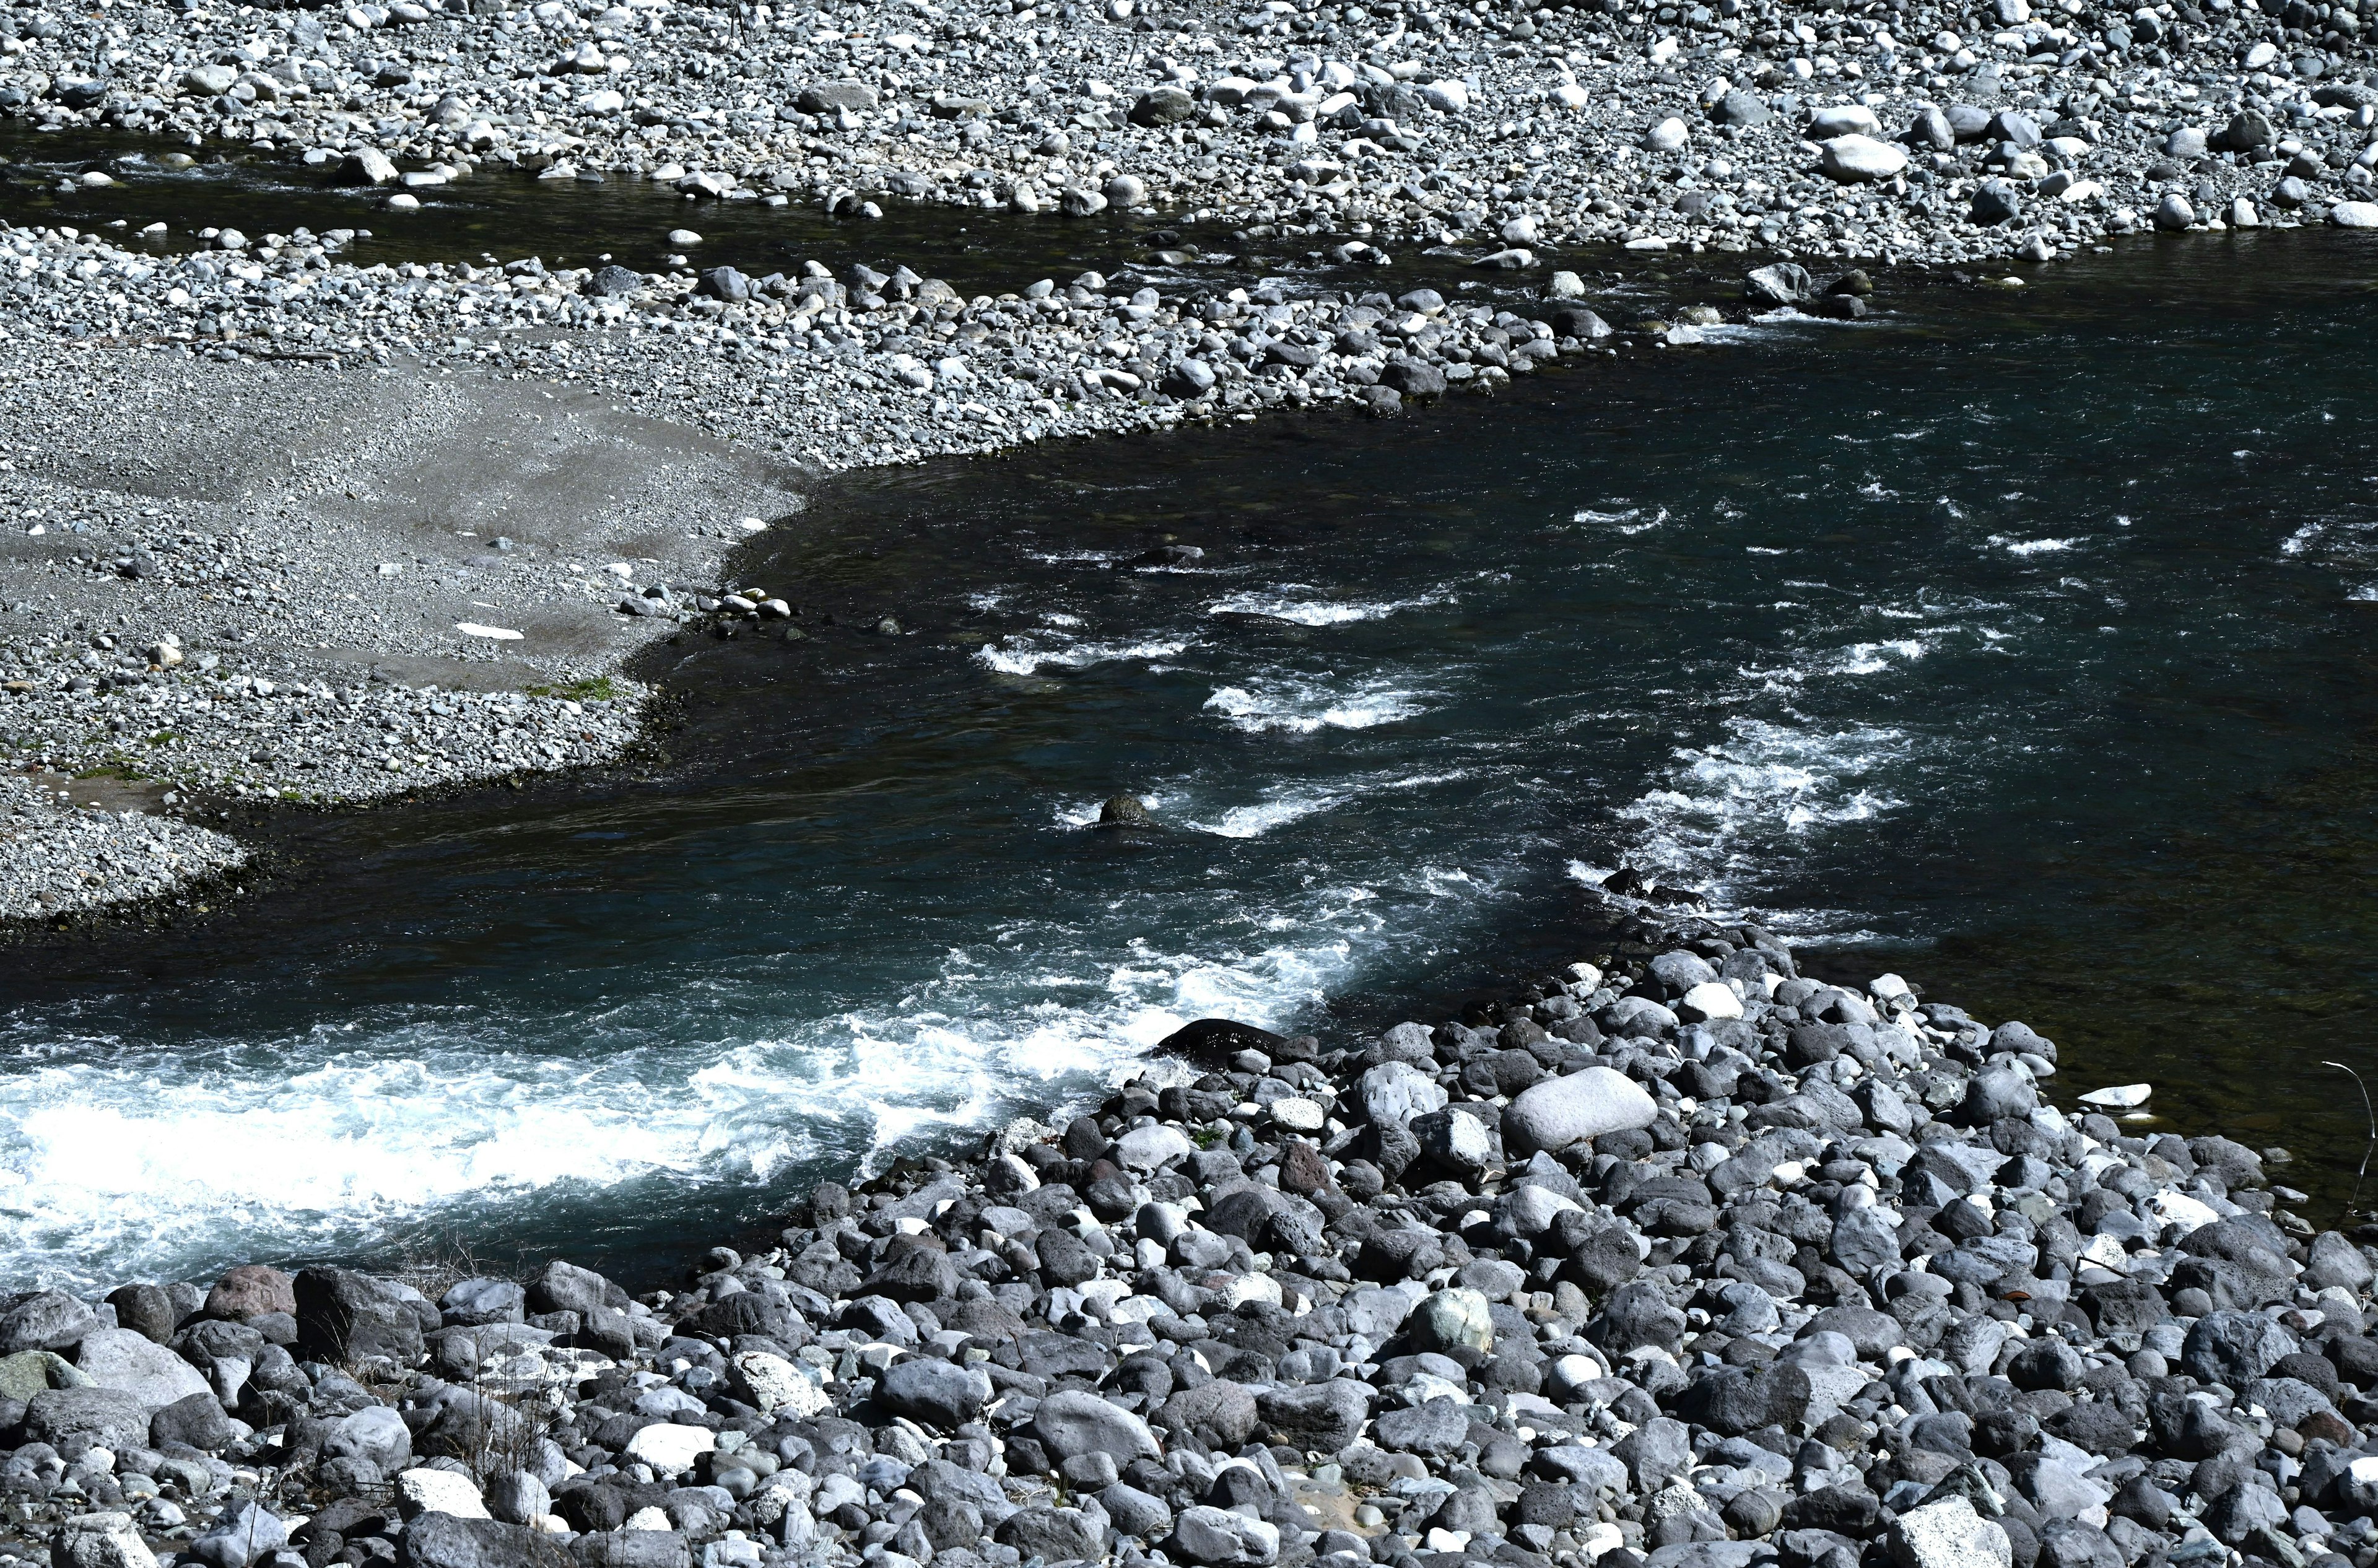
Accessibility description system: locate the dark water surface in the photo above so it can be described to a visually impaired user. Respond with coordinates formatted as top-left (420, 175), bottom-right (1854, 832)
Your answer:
top-left (3, 229), bottom-right (2377, 1292)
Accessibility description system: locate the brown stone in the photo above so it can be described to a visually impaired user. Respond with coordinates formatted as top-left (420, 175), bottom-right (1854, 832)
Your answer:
top-left (1279, 1140), bottom-right (1333, 1197)
top-left (204, 1265), bottom-right (295, 1322)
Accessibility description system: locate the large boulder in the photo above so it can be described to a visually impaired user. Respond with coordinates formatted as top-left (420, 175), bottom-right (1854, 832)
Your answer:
top-left (204, 1266), bottom-right (296, 1323)
top-left (1819, 134), bottom-right (1909, 181)
top-left (1157, 1381), bottom-right (1260, 1448)
top-left (1173, 1505), bottom-right (1279, 1566)
top-left (50, 1512), bottom-right (158, 1568)
top-left (879, 1357), bottom-right (993, 1427)
top-left (149, 1391), bottom-right (238, 1453)
top-left (1257, 1381), bottom-right (1370, 1454)
top-left (0, 1290), bottom-right (99, 1355)
top-left (2184, 1311), bottom-right (2297, 1387)
top-left (525, 1261), bottom-right (628, 1318)
top-left (25, 1386), bottom-right (150, 1453)
top-left (398, 1512), bottom-right (544, 1568)
top-left (1032, 1388), bottom-right (1161, 1466)
top-left (1502, 1068), bottom-right (1657, 1154)
top-left (295, 1268), bottom-right (424, 1365)
top-left (75, 1328), bottom-right (211, 1410)
top-left (1890, 1497), bottom-right (2013, 1568)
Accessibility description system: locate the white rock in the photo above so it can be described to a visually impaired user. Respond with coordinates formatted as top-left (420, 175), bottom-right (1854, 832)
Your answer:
top-left (2078, 1084), bottom-right (2151, 1110)
top-left (2145, 1188), bottom-right (2220, 1236)
top-left (1676, 982), bottom-right (1743, 1022)
top-left (50, 1512), bottom-right (157, 1568)
top-left (730, 1352), bottom-right (828, 1418)
top-left (1809, 103), bottom-right (1883, 138)
top-left (624, 1422), bottom-right (718, 1477)
top-left (1418, 79), bottom-right (1468, 113)
top-left (74, 1330), bottom-right (210, 1410)
top-left (1115, 1123), bottom-right (1195, 1169)
top-left (395, 1470), bottom-right (490, 1521)
top-left (1174, 1505), bottom-right (1280, 1566)
top-left (1502, 1066), bottom-right (1657, 1154)
top-left (2330, 201), bottom-right (2378, 227)
top-left (1820, 134), bottom-right (1908, 182)
top-left (1268, 1097), bottom-right (1326, 1133)
top-left (1553, 82), bottom-right (1590, 110)
top-left (1889, 1498), bottom-right (2012, 1568)
top-left (1645, 116), bottom-right (1689, 152)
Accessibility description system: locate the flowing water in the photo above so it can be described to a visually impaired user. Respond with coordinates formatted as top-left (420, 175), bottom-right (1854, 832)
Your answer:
top-left (3, 180), bottom-right (2377, 1292)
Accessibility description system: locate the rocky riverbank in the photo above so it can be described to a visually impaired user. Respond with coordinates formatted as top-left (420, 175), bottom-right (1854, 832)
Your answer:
top-left (0, 185), bottom-right (1670, 926)
top-left (0, 896), bottom-right (2360, 1568)
top-left (9, 0), bottom-right (2378, 268)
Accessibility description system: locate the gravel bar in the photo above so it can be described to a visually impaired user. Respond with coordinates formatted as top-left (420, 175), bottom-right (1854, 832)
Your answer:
top-left (0, 895), bottom-right (2355, 1568)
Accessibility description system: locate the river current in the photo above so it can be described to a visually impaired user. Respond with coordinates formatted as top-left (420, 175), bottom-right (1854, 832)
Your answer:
top-left (3, 164), bottom-right (2376, 1290)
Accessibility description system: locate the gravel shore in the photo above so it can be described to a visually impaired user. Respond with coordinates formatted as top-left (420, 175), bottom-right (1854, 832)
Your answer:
top-left (0, 179), bottom-right (1645, 925)
top-left (0, 895), bottom-right (2354, 1568)
top-left (7, 0), bottom-right (2378, 265)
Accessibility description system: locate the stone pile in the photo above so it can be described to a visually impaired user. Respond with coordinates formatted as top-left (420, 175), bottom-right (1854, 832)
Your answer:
top-left (6, 0), bottom-right (2378, 263)
top-left (1, 894), bottom-right (2367, 1568)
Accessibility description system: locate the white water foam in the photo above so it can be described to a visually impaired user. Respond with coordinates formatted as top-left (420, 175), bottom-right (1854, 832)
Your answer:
top-left (0, 860), bottom-right (1468, 1290)
top-left (1988, 535), bottom-right (2078, 555)
top-left (1178, 769), bottom-right (1469, 839)
top-left (974, 635), bottom-right (1190, 676)
top-left (1611, 715), bottom-right (1913, 910)
top-left (1206, 585), bottom-right (1452, 625)
top-left (1204, 675), bottom-right (1431, 734)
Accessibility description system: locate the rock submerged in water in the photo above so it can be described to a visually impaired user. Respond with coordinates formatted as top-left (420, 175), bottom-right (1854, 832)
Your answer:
top-left (0, 904), bottom-right (2354, 1568)
top-left (1094, 793), bottom-right (1156, 829)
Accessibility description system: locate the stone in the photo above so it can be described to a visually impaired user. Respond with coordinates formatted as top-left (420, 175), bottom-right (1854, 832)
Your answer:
top-left (1891, 1499), bottom-right (2014, 1568)
top-left (2331, 201), bottom-right (2378, 227)
top-left (25, 1386), bottom-right (149, 1453)
top-left (1174, 1505), bottom-right (1281, 1566)
top-left (1746, 263), bottom-right (1813, 305)
top-left (484, 1470), bottom-right (550, 1527)
top-left (1645, 116), bottom-right (1689, 152)
top-left (1409, 1288), bottom-right (1494, 1354)
top-left (2155, 193), bottom-right (2196, 231)
top-left (1116, 1125), bottom-right (1195, 1170)
top-left (204, 1266), bottom-right (296, 1323)
top-left (1034, 1387), bottom-right (1162, 1465)
top-left (1256, 1380), bottom-right (1370, 1454)
top-left (528, 1260), bottom-right (628, 1318)
top-left (1830, 1207), bottom-right (1905, 1275)
top-left (1971, 180), bottom-right (2022, 225)
top-left (149, 1391), bottom-right (238, 1453)
top-left (324, 1404), bottom-right (414, 1471)
top-left (1102, 1483), bottom-right (1174, 1539)
top-left (1820, 136), bottom-right (1909, 182)
top-left (1361, 1060), bottom-right (1450, 1128)
top-left (341, 147), bottom-right (400, 185)
top-left (399, 1513), bottom-right (548, 1568)
top-left (1809, 104), bottom-right (1883, 138)
top-left (796, 80), bottom-right (878, 113)
top-left (188, 1500), bottom-right (288, 1568)
top-left (49, 1513), bottom-right (157, 1568)
top-left (880, 1356), bottom-right (993, 1426)
top-left (0, 1289), bottom-right (99, 1354)
top-left (1504, 1067), bottom-right (1657, 1154)
top-left (622, 1421), bottom-right (716, 1478)
top-left (396, 1468), bottom-right (492, 1520)
top-left (295, 1267), bottom-right (425, 1365)
top-left (181, 63), bottom-right (237, 94)
top-left (1375, 1400), bottom-right (1469, 1455)
top-left (2306, 1232), bottom-right (2374, 1293)
top-left (74, 1328), bottom-right (210, 1410)
top-left (1159, 1381), bottom-right (1260, 1448)
top-left (996, 1507), bottom-right (1107, 1561)
top-left (2184, 1312), bottom-right (2297, 1387)
top-left (1131, 87), bottom-right (1197, 126)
